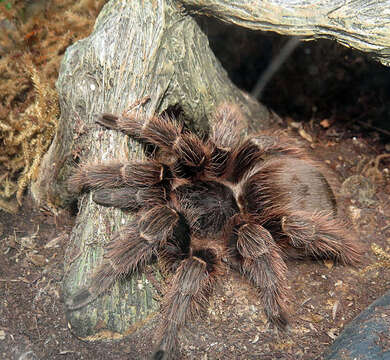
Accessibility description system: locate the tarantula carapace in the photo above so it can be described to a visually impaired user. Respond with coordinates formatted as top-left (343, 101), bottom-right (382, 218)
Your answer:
top-left (67, 103), bottom-right (362, 359)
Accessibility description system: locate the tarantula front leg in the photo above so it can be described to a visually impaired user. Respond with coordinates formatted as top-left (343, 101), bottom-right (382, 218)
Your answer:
top-left (228, 217), bottom-right (290, 328)
top-left (281, 210), bottom-right (362, 265)
top-left (66, 205), bottom-right (181, 310)
top-left (97, 112), bottom-right (211, 174)
top-left (205, 104), bottom-right (244, 177)
top-left (209, 103), bottom-right (244, 150)
top-left (153, 249), bottom-right (223, 360)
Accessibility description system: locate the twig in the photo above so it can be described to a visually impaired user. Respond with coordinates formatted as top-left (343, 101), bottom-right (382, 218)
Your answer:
top-left (35, 315), bottom-right (41, 341)
top-left (381, 223), bottom-right (390, 232)
top-left (0, 277), bottom-right (28, 282)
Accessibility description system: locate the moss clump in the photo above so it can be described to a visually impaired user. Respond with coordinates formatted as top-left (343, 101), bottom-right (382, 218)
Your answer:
top-left (0, 0), bottom-right (105, 212)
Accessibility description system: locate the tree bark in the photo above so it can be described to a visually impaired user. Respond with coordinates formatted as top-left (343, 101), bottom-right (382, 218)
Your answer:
top-left (31, 0), bottom-right (276, 339)
top-left (180, 0), bottom-right (390, 67)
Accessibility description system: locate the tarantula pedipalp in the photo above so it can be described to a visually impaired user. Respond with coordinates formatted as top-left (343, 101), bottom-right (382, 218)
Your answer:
top-left (67, 103), bottom-right (362, 359)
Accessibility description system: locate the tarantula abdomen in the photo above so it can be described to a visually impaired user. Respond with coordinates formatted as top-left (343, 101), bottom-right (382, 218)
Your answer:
top-left (240, 157), bottom-right (337, 218)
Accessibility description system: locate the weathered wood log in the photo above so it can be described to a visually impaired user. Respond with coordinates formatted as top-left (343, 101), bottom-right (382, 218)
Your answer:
top-left (180, 0), bottom-right (390, 67)
top-left (31, 0), bottom-right (276, 340)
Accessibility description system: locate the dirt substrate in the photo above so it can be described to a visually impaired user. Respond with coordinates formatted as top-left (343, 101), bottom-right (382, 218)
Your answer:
top-left (1, 124), bottom-right (390, 359)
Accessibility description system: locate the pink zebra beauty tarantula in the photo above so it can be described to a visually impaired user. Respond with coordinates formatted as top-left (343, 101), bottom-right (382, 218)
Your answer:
top-left (67, 102), bottom-right (362, 359)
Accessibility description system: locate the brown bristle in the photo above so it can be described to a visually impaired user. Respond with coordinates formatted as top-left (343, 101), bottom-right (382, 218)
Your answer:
top-left (236, 222), bottom-right (290, 328)
top-left (205, 147), bottom-right (230, 178)
top-left (68, 162), bottom-right (123, 192)
top-left (104, 224), bottom-right (157, 274)
top-left (250, 133), bottom-right (306, 158)
top-left (154, 256), bottom-right (218, 358)
top-left (229, 140), bottom-right (262, 183)
top-left (240, 156), bottom-right (338, 222)
top-left (139, 206), bottom-right (179, 245)
top-left (210, 103), bottom-right (244, 150)
top-left (96, 113), bottom-right (120, 130)
top-left (93, 187), bottom-right (140, 210)
top-left (281, 211), bottom-right (363, 265)
top-left (228, 132), bottom-right (311, 183)
top-left (143, 114), bottom-right (182, 148)
top-left (66, 222), bottom-right (157, 310)
top-left (92, 186), bottom-right (167, 211)
top-left (68, 161), bottom-right (170, 193)
top-left (121, 162), bottom-right (170, 187)
top-left (113, 113), bottom-right (146, 138)
top-left (173, 133), bottom-right (210, 168)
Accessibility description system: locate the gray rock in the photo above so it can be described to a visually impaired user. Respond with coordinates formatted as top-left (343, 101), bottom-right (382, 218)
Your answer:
top-left (323, 290), bottom-right (390, 360)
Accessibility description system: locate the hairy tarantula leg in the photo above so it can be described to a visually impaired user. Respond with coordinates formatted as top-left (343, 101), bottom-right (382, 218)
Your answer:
top-left (209, 103), bottom-right (244, 149)
top-left (97, 97), bottom-right (151, 130)
top-left (97, 112), bottom-right (183, 144)
top-left (234, 221), bottom-right (290, 328)
top-left (68, 161), bottom-right (171, 193)
top-left (66, 224), bottom-right (155, 310)
top-left (97, 112), bottom-right (211, 172)
top-left (92, 186), bottom-right (167, 211)
top-left (205, 103), bottom-right (245, 177)
top-left (153, 252), bottom-right (221, 360)
top-left (281, 211), bottom-right (363, 265)
top-left (66, 206), bottom-right (180, 310)
top-left (229, 132), bottom-right (308, 183)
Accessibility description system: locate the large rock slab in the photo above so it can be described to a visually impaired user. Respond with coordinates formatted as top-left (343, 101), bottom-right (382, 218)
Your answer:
top-left (323, 289), bottom-right (390, 360)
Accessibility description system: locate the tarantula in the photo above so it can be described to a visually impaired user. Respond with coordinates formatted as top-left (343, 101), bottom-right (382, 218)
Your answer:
top-left (67, 103), bottom-right (362, 359)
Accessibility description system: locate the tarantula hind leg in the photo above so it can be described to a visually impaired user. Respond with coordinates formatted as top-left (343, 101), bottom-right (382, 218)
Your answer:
top-left (230, 219), bottom-right (290, 328)
top-left (281, 210), bottom-right (363, 265)
top-left (66, 205), bottom-right (181, 310)
top-left (153, 250), bottom-right (222, 360)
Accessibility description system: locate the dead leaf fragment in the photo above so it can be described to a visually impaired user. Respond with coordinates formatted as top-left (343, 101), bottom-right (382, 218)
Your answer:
top-left (332, 300), bottom-right (340, 320)
top-left (311, 314), bottom-right (324, 323)
top-left (327, 328), bottom-right (339, 339)
top-left (45, 232), bottom-right (68, 248)
top-left (324, 259), bottom-right (334, 269)
top-left (20, 236), bottom-right (36, 249)
top-left (298, 127), bottom-right (313, 143)
top-left (320, 119), bottom-right (331, 128)
top-left (300, 314), bottom-right (324, 323)
top-left (27, 253), bottom-right (46, 267)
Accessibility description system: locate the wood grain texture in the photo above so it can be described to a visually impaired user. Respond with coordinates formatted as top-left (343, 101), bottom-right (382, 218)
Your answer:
top-left (180, 0), bottom-right (390, 66)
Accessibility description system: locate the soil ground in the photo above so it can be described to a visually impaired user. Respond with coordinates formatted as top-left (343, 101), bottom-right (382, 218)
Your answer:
top-left (1, 124), bottom-right (389, 360)
top-left (1, 7), bottom-right (390, 360)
